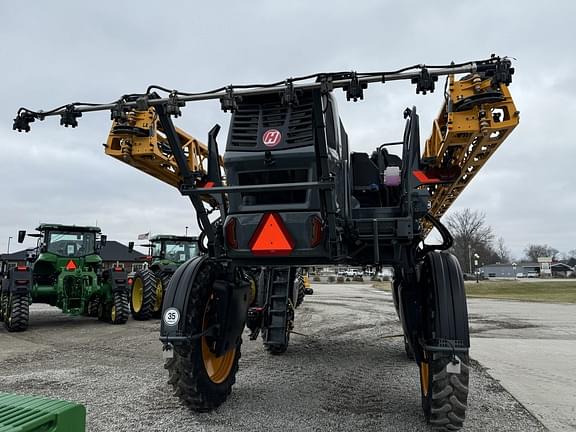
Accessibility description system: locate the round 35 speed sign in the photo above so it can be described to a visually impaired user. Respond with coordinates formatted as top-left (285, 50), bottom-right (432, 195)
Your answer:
top-left (163, 307), bottom-right (180, 326)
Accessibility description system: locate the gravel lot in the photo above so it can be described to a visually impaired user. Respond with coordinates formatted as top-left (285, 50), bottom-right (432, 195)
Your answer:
top-left (0, 283), bottom-right (547, 432)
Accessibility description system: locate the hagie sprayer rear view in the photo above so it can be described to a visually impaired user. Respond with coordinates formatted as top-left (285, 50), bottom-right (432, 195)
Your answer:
top-left (14, 55), bottom-right (518, 430)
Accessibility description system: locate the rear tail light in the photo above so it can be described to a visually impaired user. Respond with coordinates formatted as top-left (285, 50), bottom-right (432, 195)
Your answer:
top-left (225, 217), bottom-right (238, 249)
top-left (310, 216), bottom-right (324, 248)
top-left (114, 267), bottom-right (123, 272)
top-left (16, 266), bottom-right (28, 271)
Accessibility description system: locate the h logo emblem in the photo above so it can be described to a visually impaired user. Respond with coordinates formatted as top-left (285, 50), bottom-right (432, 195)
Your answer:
top-left (262, 129), bottom-right (282, 147)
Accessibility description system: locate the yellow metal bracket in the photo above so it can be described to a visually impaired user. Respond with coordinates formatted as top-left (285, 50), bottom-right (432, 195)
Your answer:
top-left (422, 74), bottom-right (519, 235)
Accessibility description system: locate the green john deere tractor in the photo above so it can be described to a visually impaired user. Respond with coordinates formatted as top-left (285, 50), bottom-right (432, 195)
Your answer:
top-left (0, 224), bottom-right (130, 332)
top-left (129, 235), bottom-right (200, 320)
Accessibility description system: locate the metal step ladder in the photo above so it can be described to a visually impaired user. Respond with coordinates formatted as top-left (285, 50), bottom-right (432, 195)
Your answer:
top-left (263, 267), bottom-right (294, 349)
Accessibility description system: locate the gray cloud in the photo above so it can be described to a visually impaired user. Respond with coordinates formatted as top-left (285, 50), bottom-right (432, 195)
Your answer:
top-left (1, 1), bottom-right (575, 259)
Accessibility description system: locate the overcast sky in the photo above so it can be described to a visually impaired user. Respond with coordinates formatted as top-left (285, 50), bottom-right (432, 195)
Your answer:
top-left (1, 1), bottom-right (575, 260)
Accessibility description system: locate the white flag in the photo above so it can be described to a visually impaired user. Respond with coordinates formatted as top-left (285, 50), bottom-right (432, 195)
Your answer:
top-left (138, 232), bottom-right (149, 240)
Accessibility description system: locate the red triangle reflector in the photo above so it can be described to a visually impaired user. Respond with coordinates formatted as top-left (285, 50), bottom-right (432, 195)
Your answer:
top-left (250, 213), bottom-right (294, 256)
top-left (65, 260), bottom-right (77, 271)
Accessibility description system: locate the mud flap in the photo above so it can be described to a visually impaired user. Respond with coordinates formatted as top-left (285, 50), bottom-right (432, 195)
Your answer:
top-left (160, 256), bottom-right (250, 353)
top-left (422, 251), bottom-right (469, 352)
top-left (160, 256), bottom-right (208, 343)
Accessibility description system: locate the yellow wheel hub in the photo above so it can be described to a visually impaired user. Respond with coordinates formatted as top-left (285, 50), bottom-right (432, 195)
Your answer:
top-left (111, 305), bottom-right (117, 322)
top-left (420, 361), bottom-right (430, 397)
top-left (201, 300), bottom-right (236, 384)
top-left (153, 278), bottom-right (164, 313)
top-left (131, 278), bottom-right (143, 313)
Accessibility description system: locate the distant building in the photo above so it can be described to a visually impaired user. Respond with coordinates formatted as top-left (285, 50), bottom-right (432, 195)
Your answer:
top-left (551, 262), bottom-right (574, 278)
top-left (479, 263), bottom-right (517, 278)
top-left (479, 261), bottom-right (574, 278)
top-left (0, 241), bottom-right (145, 272)
top-left (479, 263), bottom-right (540, 278)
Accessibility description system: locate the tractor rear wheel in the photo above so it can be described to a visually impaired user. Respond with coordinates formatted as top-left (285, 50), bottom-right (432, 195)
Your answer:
top-left (86, 297), bottom-right (100, 317)
top-left (110, 291), bottom-right (129, 324)
top-left (0, 291), bottom-right (7, 322)
top-left (165, 262), bottom-right (241, 411)
top-left (4, 293), bottom-right (29, 332)
top-left (295, 271), bottom-right (305, 308)
top-left (152, 274), bottom-right (172, 318)
top-left (130, 269), bottom-right (157, 320)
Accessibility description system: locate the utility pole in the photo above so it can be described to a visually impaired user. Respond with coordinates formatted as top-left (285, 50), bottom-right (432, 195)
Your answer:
top-left (468, 244), bottom-right (472, 274)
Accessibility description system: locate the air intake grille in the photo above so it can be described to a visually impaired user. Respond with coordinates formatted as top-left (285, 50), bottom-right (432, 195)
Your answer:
top-left (228, 93), bottom-right (314, 149)
top-left (229, 106), bottom-right (260, 147)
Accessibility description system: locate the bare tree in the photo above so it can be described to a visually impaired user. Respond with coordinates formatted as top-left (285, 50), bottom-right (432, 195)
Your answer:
top-left (524, 244), bottom-right (559, 262)
top-left (495, 237), bottom-right (511, 263)
top-left (567, 249), bottom-right (576, 267)
top-left (444, 209), bottom-right (495, 272)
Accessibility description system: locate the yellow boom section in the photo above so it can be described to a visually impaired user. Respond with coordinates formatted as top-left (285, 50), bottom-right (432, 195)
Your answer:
top-left (422, 73), bottom-right (519, 235)
top-left (104, 108), bottom-right (220, 189)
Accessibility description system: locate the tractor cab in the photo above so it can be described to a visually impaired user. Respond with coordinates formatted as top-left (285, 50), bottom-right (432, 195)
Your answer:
top-left (149, 235), bottom-right (200, 265)
top-left (24, 224), bottom-right (104, 279)
top-left (42, 226), bottom-right (98, 258)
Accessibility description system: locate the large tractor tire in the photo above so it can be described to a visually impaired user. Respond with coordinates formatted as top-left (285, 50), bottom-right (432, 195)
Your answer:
top-left (165, 262), bottom-right (241, 411)
top-left (4, 293), bottom-right (30, 332)
top-left (420, 352), bottom-right (470, 431)
top-left (418, 252), bottom-right (470, 431)
top-left (152, 273), bottom-right (172, 318)
top-left (110, 291), bottom-right (129, 324)
top-left (0, 291), bottom-right (7, 322)
top-left (86, 297), bottom-right (100, 317)
top-left (130, 269), bottom-right (157, 321)
top-left (295, 271), bottom-right (305, 308)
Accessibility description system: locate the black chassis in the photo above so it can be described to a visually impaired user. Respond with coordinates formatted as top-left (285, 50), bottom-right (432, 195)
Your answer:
top-left (157, 90), bottom-right (462, 362)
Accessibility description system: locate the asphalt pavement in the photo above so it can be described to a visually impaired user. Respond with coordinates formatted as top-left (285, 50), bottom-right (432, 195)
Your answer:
top-left (469, 299), bottom-right (576, 432)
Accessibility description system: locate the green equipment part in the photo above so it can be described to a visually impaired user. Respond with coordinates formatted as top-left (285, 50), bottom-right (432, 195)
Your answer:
top-left (0, 392), bottom-right (86, 432)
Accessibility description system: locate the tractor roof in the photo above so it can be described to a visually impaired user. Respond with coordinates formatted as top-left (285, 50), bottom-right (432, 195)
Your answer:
top-left (150, 234), bottom-right (198, 242)
top-left (36, 223), bottom-right (101, 233)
